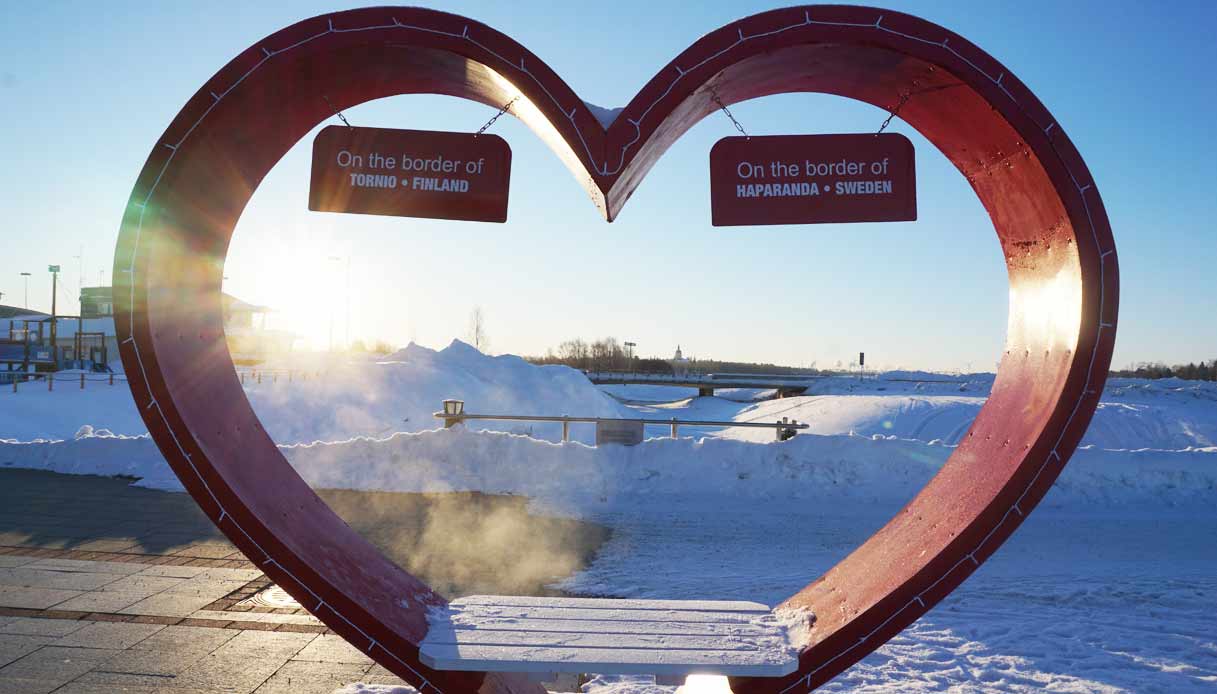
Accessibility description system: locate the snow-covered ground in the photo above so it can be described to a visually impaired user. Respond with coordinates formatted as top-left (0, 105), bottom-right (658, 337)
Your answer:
top-left (2, 343), bottom-right (1215, 693)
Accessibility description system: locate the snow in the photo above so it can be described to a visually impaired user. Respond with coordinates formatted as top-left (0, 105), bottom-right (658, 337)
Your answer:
top-left (0, 340), bottom-right (631, 443)
top-left (1, 343), bottom-right (1215, 693)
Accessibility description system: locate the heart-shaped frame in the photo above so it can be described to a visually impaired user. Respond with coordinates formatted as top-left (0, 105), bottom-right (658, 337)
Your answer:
top-left (113, 6), bottom-right (1118, 693)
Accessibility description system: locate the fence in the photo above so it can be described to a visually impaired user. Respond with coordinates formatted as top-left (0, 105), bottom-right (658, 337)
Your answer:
top-left (434, 404), bottom-right (808, 443)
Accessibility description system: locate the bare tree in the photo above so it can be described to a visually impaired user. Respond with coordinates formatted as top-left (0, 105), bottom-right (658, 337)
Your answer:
top-left (467, 306), bottom-right (490, 353)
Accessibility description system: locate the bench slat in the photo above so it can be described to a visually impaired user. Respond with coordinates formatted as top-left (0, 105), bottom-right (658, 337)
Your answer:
top-left (424, 629), bottom-right (776, 652)
top-left (419, 644), bottom-right (797, 677)
top-left (442, 617), bottom-right (776, 637)
top-left (420, 596), bottom-right (803, 677)
top-left (445, 604), bottom-right (771, 625)
top-left (452, 595), bottom-right (771, 612)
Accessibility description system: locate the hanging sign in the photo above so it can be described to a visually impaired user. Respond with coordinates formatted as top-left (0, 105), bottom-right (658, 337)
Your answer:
top-left (710, 133), bottom-right (916, 226)
top-left (310, 126), bottom-right (511, 222)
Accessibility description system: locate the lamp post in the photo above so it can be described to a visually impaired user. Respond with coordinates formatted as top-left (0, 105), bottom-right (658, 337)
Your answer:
top-left (20, 272), bottom-right (31, 308)
top-left (48, 265), bottom-right (61, 365)
top-left (441, 398), bottom-right (465, 428)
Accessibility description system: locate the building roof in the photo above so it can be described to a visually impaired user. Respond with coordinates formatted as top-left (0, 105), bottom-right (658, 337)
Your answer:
top-left (0, 305), bottom-right (49, 320)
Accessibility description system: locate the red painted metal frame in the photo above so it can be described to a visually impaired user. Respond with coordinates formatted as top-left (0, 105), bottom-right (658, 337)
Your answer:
top-left (112, 6), bottom-right (1118, 693)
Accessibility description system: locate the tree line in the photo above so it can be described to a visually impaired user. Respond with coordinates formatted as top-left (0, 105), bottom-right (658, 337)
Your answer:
top-left (526, 336), bottom-right (822, 376)
top-left (528, 337), bottom-right (672, 373)
top-left (1110, 360), bottom-right (1217, 381)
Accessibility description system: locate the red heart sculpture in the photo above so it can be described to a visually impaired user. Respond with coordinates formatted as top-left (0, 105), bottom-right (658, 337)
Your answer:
top-left (113, 6), bottom-right (1118, 693)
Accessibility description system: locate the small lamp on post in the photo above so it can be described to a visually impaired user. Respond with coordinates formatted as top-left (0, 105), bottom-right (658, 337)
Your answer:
top-left (441, 398), bottom-right (465, 428)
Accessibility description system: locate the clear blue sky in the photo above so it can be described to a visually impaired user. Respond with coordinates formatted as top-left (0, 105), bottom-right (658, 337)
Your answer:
top-left (1, 0), bottom-right (1213, 371)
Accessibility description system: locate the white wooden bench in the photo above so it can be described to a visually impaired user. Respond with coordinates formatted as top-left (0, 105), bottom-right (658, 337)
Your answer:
top-left (420, 595), bottom-right (806, 679)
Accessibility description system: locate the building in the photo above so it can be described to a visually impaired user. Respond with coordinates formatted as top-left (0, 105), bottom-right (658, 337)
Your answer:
top-left (670, 345), bottom-right (691, 377)
top-left (80, 287), bottom-right (115, 319)
top-left (2, 287), bottom-right (296, 374)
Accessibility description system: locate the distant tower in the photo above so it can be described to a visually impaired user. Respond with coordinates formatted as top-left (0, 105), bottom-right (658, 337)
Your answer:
top-left (670, 345), bottom-right (689, 377)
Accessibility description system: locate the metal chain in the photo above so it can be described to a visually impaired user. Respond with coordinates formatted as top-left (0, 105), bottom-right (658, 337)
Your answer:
top-left (475, 97), bottom-right (519, 137)
top-left (710, 90), bottom-right (748, 138)
top-left (877, 81), bottom-right (919, 135)
top-left (321, 95), bottom-right (352, 129)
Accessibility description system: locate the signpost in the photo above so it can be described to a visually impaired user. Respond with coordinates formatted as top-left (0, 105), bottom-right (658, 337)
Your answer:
top-left (310, 126), bottom-right (511, 222)
top-left (709, 133), bottom-right (916, 226)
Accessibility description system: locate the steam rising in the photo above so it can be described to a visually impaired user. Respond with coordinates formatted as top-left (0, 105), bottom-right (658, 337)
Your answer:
top-left (318, 489), bottom-right (610, 597)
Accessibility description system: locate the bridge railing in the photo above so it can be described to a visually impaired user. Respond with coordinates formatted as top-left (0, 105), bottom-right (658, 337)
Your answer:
top-left (585, 370), bottom-right (821, 384)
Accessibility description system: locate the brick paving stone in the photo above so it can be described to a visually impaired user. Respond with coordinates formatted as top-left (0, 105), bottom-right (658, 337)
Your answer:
top-left (0, 617), bottom-right (89, 637)
top-left (23, 558), bottom-right (145, 576)
top-left (131, 624), bottom-right (237, 655)
top-left (293, 634), bottom-right (374, 665)
top-left (0, 645), bottom-right (115, 685)
top-left (252, 660), bottom-right (371, 694)
top-left (71, 539), bottom-right (145, 554)
top-left (0, 559), bottom-right (35, 570)
top-left (0, 676), bottom-right (60, 694)
top-left (56, 621), bottom-right (165, 650)
top-left (101, 574), bottom-right (190, 595)
top-left (171, 631), bottom-right (317, 694)
top-left (134, 566), bottom-right (210, 579)
top-left (72, 646), bottom-right (210, 688)
top-left (0, 634), bottom-right (58, 669)
top-left (0, 586), bottom-right (84, 610)
top-left (119, 593), bottom-right (217, 618)
top-left (0, 567), bottom-right (123, 592)
top-left (362, 663), bottom-right (409, 686)
top-left (55, 590), bottom-right (156, 614)
top-left (43, 682), bottom-right (160, 694)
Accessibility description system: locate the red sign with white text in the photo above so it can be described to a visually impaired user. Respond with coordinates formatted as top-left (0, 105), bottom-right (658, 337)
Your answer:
top-left (710, 133), bottom-right (916, 226)
top-left (310, 126), bottom-right (511, 222)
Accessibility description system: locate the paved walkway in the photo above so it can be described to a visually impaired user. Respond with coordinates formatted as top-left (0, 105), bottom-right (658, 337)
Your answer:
top-left (0, 470), bottom-right (407, 693)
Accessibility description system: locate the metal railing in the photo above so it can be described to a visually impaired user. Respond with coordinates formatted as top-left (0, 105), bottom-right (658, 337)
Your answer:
top-left (434, 408), bottom-right (808, 442)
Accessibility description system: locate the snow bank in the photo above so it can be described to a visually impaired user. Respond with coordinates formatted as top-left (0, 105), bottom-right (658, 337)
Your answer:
top-left (244, 340), bottom-right (630, 444)
top-left (0, 340), bottom-right (631, 444)
top-left (6, 426), bottom-right (1211, 511)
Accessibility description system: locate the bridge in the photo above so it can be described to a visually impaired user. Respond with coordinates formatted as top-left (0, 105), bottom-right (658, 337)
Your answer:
top-left (584, 371), bottom-right (818, 398)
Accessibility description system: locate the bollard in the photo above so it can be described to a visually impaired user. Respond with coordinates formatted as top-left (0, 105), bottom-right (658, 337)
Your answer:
top-left (48, 375), bottom-right (53, 392)
top-left (80, 373), bottom-right (85, 389)
top-left (11, 378), bottom-right (16, 393)
top-left (257, 372), bottom-right (262, 384)
top-left (671, 417), bottom-right (678, 438)
top-left (562, 419), bottom-right (570, 442)
top-left (273, 373), bottom-right (277, 384)
top-left (109, 373), bottom-right (114, 386)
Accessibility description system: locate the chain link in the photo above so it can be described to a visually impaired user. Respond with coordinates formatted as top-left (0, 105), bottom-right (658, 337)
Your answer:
top-left (710, 90), bottom-right (748, 138)
top-left (321, 95), bottom-right (353, 129)
top-left (877, 81), bottom-right (918, 135)
top-left (475, 97), bottom-right (519, 137)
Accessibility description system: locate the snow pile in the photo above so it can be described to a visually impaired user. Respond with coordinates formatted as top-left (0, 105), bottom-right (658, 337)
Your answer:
top-left (0, 340), bottom-right (631, 444)
top-left (245, 341), bottom-right (630, 444)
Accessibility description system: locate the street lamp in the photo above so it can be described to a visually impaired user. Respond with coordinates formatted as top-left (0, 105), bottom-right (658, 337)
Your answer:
top-left (20, 272), bottom-right (31, 309)
top-left (441, 398), bottom-right (465, 428)
top-left (48, 265), bottom-right (61, 356)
